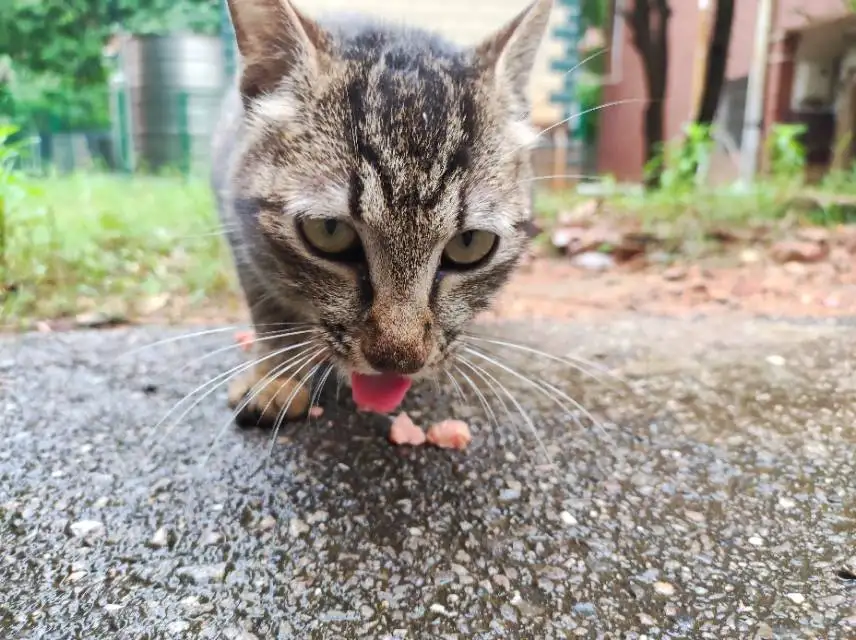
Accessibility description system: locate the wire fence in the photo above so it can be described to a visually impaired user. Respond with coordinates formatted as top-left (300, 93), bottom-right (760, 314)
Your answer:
top-left (12, 0), bottom-right (597, 190)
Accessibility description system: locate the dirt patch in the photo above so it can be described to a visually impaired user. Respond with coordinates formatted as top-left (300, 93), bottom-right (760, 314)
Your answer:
top-left (481, 253), bottom-right (856, 321)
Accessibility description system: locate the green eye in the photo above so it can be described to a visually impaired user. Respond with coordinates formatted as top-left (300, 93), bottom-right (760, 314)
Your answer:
top-left (299, 218), bottom-right (359, 255)
top-left (442, 230), bottom-right (498, 267)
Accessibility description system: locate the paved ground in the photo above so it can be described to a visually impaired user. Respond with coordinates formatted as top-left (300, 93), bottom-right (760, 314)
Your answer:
top-left (1, 316), bottom-right (855, 639)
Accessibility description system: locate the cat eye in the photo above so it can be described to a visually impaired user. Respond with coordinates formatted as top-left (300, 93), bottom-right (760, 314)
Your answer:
top-left (441, 230), bottom-right (498, 268)
top-left (299, 218), bottom-right (360, 257)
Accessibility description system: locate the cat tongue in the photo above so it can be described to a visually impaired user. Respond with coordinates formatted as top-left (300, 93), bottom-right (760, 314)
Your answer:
top-left (351, 373), bottom-right (412, 413)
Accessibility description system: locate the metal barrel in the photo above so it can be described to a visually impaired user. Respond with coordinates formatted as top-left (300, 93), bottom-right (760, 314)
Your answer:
top-left (112, 33), bottom-right (227, 174)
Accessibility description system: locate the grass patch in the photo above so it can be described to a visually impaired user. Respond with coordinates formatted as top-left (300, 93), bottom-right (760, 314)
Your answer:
top-left (2, 172), bottom-right (236, 326)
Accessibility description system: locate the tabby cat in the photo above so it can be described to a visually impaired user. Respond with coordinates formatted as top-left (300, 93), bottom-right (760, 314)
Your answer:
top-left (211, 0), bottom-right (553, 424)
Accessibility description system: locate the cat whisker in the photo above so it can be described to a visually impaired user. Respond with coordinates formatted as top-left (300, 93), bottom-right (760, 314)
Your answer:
top-left (463, 345), bottom-right (612, 440)
top-left (537, 376), bottom-right (612, 439)
top-left (310, 362), bottom-right (337, 412)
top-left (198, 346), bottom-right (327, 471)
top-left (456, 353), bottom-right (554, 465)
top-left (508, 98), bottom-right (647, 159)
top-left (452, 363), bottom-right (500, 430)
top-left (520, 173), bottom-right (603, 184)
top-left (261, 357), bottom-right (329, 469)
top-left (455, 358), bottom-right (523, 451)
top-left (118, 322), bottom-right (315, 360)
top-left (142, 339), bottom-right (320, 456)
top-left (560, 47), bottom-right (609, 79)
top-left (444, 369), bottom-right (467, 404)
top-left (177, 327), bottom-right (322, 373)
top-left (463, 333), bottom-right (632, 390)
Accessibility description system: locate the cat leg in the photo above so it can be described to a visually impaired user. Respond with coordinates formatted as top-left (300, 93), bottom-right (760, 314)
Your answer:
top-left (227, 346), bottom-right (315, 428)
top-left (226, 272), bottom-right (319, 428)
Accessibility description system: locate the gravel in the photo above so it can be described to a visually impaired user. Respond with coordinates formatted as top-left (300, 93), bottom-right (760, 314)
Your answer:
top-left (1, 316), bottom-right (854, 638)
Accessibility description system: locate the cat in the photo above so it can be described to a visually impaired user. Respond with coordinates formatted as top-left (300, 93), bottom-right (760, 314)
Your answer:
top-left (211, 0), bottom-right (553, 426)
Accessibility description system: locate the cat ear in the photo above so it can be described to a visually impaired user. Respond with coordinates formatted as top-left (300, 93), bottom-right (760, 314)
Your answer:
top-left (226, 0), bottom-right (330, 101)
top-left (474, 0), bottom-right (553, 105)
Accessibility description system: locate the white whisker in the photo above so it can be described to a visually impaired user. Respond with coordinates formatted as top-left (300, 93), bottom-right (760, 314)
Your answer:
top-left (537, 377), bottom-right (611, 438)
top-left (507, 98), bottom-right (646, 159)
top-left (453, 362), bottom-right (500, 429)
top-left (457, 354), bottom-right (553, 465)
top-left (143, 339), bottom-right (319, 454)
top-left (262, 358), bottom-right (328, 466)
top-left (310, 362), bottom-right (336, 411)
top-left (177, 328), bottom-right (321, 372)
top-left (198, 346), bottom-right (326, 470)
top-left (444, 369), bottom-right (467, 404)
top-left (464, 333), bottom-right (631, 390)
top-left (561, 47), bottom-right (609, 78)
top-left (118, 322), bottom-right (313, 360)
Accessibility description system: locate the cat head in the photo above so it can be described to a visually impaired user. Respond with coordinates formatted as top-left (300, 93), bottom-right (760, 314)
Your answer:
top-left (225, 0), bottom-right (552, 378)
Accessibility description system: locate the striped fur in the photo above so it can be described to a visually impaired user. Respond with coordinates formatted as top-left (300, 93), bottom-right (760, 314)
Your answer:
top-left (212, 0), bottom-right (552, 384)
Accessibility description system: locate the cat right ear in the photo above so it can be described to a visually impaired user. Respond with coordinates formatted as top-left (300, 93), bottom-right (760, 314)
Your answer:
top-left (226, 0), bottom-right (330, 102)
top-left (473, 0), bottom-right (554, 108)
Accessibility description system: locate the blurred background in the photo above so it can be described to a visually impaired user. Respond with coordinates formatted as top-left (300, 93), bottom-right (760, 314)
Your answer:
top-left (6, 0), bottom-right (856, 330)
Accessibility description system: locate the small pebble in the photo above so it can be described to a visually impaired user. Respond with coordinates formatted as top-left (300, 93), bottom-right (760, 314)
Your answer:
top-left (104, 604), bottom-right (122, 614)
top-left (168, 621), bottom-right (190, 634)
top-left (765, 354), bottom-right (786, 367)
top-left (289, 518), bottom-right (309, 538)
top-left (786, 592), bottom-right (805, 605)
top-left (777, 497), bottom-right (796, 509)
top-left (308, 406), bottom-right (324, 418)
top-left (638, 612), bottom-right (656, 626)
top-left (559, 511), bottom-right (577, 526)
top-left (175, 563), bottom-right (226, 584)
top-left (149, 527), bottom-right (168, 548)
top-left (748, 536), bottom-right (764, 546)
top-left (70, 520), bottom-right (105, 539)
top-left (653, 581), bottom-right (675, 596)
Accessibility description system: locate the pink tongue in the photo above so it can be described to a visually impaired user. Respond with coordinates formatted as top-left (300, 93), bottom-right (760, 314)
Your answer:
top-left (351, 373), bottom-right (412, 413)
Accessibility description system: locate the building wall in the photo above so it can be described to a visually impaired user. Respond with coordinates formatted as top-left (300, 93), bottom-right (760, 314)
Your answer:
top-left (598, 0), bottom-right (851, 182)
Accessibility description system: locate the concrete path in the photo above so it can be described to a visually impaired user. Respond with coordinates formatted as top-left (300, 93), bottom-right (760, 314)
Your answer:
top-left (1, 317), bottom-right (854, 638)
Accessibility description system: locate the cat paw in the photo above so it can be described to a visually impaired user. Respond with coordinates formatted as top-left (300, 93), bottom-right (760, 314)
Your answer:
top-left (227, 368), bottom-right (311, 428)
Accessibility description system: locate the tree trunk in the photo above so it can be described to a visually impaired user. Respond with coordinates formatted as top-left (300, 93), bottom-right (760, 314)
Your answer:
top-left (696, 0), bottom-right (735, 124)
top-left (625, 0), bottom-right (672, 189)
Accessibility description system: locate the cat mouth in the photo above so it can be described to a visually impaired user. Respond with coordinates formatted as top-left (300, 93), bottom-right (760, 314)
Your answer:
top-left (350, 372), bottom-right (413, 413)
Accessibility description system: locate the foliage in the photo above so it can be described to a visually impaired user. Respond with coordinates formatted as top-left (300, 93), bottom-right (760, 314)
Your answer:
top-left (765, 123), bottom-right (807, 181)
top-left (0, 123), bottom-right (32, 291)
top-left (644, 123), bottom-right (713, 193)
top-left (0, 0), bottom-right (220, 132)
top-left (3, 173), bottom-right (233, 325)
top-left (573, 0), bottom-right (612, 144)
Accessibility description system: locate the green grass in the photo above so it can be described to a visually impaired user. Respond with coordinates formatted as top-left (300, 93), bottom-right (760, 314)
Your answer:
top-left (4, 169), bottom-right (856, 328)
top-left (2, 173), bottom-right (236, 326)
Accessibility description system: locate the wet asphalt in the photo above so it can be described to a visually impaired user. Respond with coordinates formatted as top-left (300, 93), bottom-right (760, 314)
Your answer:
top-left (1, 316), bottom-right (854, 639)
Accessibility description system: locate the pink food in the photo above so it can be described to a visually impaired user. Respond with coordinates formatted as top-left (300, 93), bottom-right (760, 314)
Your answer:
top-left (351, 373), bottom-right (412, 413)
top-left (235, 330), bottom-right (255, 352)
top-left (388, 412), bottom-right (427, 446)
top-left (308, 406), bottom-right (324, 419)
top-left (426, 420), bottom-right (472, 450)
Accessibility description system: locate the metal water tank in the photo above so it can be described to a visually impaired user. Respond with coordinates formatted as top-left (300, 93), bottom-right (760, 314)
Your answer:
top-left (112, 33), bottom-right (227, 174)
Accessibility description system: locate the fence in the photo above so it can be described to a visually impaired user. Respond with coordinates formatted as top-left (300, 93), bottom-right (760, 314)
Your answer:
top-left (11, 1), bottom-right (598, 188)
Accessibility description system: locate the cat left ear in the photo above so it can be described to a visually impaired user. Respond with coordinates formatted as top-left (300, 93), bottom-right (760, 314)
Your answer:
top-left (473, 0), bottom-right (554, 106)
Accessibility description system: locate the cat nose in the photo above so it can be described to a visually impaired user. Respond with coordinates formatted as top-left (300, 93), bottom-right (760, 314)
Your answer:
top-left (362, 345), bottom-right (427, 376)
top-left (362, 309), bottom-right (433, 375)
